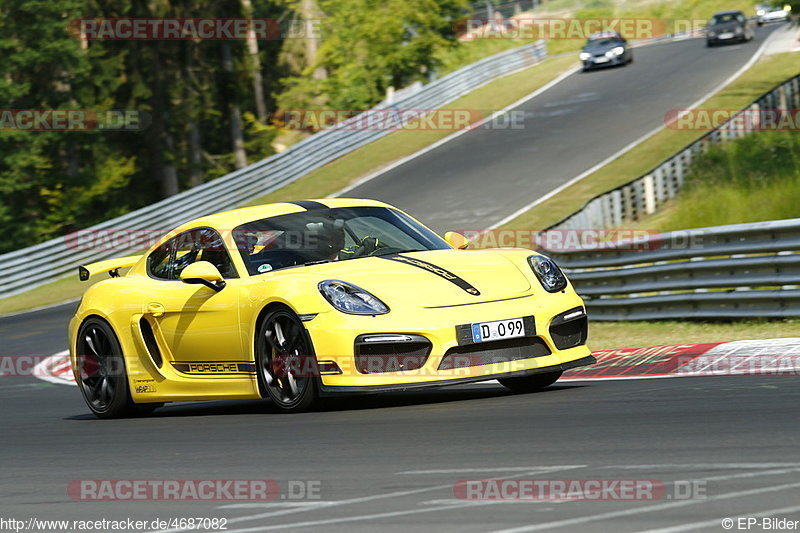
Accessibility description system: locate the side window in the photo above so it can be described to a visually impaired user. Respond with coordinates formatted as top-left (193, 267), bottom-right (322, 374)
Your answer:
top-left (147, 241), bottom-right (174, 280)
top-left (147, 228), bottom-right (238, 280)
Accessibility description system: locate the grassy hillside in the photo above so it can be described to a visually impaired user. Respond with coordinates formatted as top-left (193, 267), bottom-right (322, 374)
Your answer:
top-left (626, 131), bottom-right (800, 232)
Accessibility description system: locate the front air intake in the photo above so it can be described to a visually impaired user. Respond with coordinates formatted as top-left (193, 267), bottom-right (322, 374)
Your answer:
top-left (354, 334), bottom-right (432, 374)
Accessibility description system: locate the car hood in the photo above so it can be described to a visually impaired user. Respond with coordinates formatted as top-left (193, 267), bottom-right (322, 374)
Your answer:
top-left (278, 249), bottom-right (533, 308)
top-left (582, 41), bottom-right (622, 53)
top-left (709, 21), bottom-right (742, 32)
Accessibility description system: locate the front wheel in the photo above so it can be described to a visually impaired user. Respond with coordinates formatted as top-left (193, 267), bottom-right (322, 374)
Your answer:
top-left (498, 371), bottom-right (563, 393)
top-left (255, 308), bottom-right (318, 413)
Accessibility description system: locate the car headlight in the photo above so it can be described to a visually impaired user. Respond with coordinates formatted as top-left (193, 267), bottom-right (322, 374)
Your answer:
top-left (605, 46), bottom-right (625, 57)
top-left (318, 280), bottom-right (389, 315)
top-left (528, 255), bottom-right (568, 293)
top-left (579, 52), bottom-right (591, 60)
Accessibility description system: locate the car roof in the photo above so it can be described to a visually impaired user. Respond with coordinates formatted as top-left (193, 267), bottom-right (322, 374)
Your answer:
top-left (588, 31), bottom-right (622, 40)
top-left (712, 10), bottom-right (744, 16)
top-left (171, 198), bottom-right (394, 234)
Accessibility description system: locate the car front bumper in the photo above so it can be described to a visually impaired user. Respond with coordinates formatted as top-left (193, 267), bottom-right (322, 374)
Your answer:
top-left (305, 289), bottom-right (594, 391)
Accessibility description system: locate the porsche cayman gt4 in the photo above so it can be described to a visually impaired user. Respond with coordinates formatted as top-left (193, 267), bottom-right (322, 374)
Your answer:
top-left (69, 199), bottom-right (594, 417)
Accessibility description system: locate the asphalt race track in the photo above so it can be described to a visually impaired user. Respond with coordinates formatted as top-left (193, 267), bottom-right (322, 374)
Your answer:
top-left (2, 376), bottom-right (799, 532)
top-left (3, 25), bottom-right (799, 532)
top-left (348, 26), bottom-right (778, 232)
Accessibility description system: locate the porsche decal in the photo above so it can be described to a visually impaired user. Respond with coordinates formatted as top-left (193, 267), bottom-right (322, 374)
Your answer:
top-left (172, 362), bottom-right (256, 375)
top-left (381, 255), bottom-right (481, 296)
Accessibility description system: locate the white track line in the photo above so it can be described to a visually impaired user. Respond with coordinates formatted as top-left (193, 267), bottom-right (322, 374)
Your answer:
top-left (396, 466), bottom-right (584, 475)
top-left (149, 465), bottom-right (586, 533)
top-left (641, 504), bottom-right (800, 533)
top-left (489, 481), bottom-right (800, 533)
top-left (211, 474), bottom-right (800, 533)
top-left (330, 65), bottom-right (580, 198)
top-left (604, 463), bottom-right (800, 470)
top-left (489, 29), bottom-right (776, 230)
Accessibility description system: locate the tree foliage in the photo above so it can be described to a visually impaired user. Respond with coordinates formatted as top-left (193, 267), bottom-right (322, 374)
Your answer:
top-left (0, 0), bottom-right (469, 253)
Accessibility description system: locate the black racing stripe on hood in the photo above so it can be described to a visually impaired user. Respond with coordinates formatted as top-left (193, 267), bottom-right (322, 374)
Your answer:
top-left (381, 255), bottom-right (481, 296)
top-left (286, 200), bottom-right (328, 210)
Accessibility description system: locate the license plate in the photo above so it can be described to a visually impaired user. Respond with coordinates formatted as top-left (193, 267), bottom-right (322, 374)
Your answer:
top-left (471, 317), bottom-right (526, 343)
top-left (593, 56), bottom-right (610, 63)
top-left (718, 32), bottom-right (733, 39)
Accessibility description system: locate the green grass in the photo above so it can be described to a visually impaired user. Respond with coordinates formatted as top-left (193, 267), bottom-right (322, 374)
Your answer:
top-left (0, 0), bottom-right (785, 326)
top-left (624, 131), bottom-right (800, 232)
top-left (0, 53), bottom-right (579, 316)
top-left (247, 53), bottom-right (579, 205)
top-left (436, 0), bottom-right (758, 72)
top-left (500, 52), bottom-right (800, 232)
top-left (0, 276), bottom-right (90, 315)
top-left (589, 319), bottom-right (800, 350)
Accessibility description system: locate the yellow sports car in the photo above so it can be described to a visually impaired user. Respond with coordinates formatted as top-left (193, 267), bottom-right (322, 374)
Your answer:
top-left (69, 199), bottom-right (594, 417)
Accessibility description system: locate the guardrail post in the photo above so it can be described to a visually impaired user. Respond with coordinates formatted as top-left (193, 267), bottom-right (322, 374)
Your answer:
top-left (644, 175), bottom-right (656, 215)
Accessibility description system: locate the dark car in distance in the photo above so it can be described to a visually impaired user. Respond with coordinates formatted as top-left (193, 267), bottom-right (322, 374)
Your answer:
top-left (706, 10), bottom-right (753, 46)
top-left (579, 31), bottom-right (633, 71)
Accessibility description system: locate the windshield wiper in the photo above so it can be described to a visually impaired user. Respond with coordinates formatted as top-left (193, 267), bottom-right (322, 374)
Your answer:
top-left (304, 259), bottom-right (333, 266)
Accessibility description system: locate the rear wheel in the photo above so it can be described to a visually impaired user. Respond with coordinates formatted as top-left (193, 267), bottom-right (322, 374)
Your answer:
top-left (255, 308), bottom-right (318, 413)
top-left (498, 371), bottom-right (563, 393)
top-left (76, 318), bottom-right (145, 419)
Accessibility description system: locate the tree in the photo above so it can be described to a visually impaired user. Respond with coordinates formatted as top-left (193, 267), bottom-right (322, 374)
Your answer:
top-left (278, 0), bottom-right (468, 111)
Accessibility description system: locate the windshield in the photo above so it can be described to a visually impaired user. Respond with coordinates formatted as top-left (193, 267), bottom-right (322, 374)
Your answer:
top-left (710, 13), bottom-right (741, 24)
top-left (233, 206), bottom-right (450, 275)
top-left (586, 38), bottom-right (622, 47)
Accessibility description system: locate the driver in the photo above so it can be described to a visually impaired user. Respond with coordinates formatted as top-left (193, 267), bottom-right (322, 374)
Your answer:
top-left (311, 220), bottom-right (346, 261)
top-left (310, 220), bottom-right (382, 261)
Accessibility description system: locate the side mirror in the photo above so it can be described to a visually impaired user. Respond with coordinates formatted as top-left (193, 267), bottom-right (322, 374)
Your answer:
top-left (444, 231), bottom-right (470, 250)
top-left (180, 261), bottom-right (226, 292)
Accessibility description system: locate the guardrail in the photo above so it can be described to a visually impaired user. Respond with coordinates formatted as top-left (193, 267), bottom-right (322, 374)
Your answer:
top-left (548, 73), bottom-right (800, 232)
top-left (0, 41), bottom-right (547, 299)
top-left (545, 218), bottom-right (800, 320)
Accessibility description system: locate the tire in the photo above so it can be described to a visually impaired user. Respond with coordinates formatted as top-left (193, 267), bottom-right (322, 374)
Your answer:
top-left (706, 41), bottom-right (714, 47)
top-left (255, 307), bottom-right (318, 413)
top-left (498, 371), bottom-right (563, 393)
top-left (76, 318), bottom-right (142, 419)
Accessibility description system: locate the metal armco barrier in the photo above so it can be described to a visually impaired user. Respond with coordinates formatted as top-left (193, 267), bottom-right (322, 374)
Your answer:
top-left (0, 41), bottom-right (547, 299)
top-left (545, 218), bottom-right (800, 320)
top-left (549, 73), bottom-right (800, 232)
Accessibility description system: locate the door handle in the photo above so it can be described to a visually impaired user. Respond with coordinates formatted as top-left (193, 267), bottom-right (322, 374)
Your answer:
top-left (146, 303), bottom-right (165, 317)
